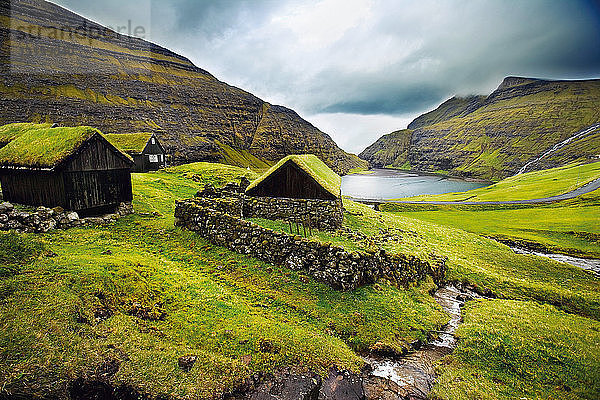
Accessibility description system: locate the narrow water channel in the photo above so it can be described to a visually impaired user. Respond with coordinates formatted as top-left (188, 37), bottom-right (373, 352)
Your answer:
top-left (365, 285), bottom-right (481, 399)
top-left (510, 246), bottom-right (600, 277)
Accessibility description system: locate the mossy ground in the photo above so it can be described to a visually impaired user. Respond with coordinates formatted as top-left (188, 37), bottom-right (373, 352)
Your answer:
top-left (1, 161), bottom-right (599, 399)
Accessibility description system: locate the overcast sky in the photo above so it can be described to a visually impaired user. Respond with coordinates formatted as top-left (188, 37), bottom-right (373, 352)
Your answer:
top-left (50, 0), bottom-right (600, 153)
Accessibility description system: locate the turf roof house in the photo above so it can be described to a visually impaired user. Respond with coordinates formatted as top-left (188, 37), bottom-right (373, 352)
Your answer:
top-left (244, 154), bottom-right (344, 229)
top-left (104, 133), bottom-right (166, 172)
top-left (246, 154), bottom-right (342, 200)
top-left (0, 125), bottom-right (134, 216)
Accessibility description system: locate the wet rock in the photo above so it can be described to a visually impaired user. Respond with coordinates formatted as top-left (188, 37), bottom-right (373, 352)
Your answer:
top-left (318, 368), bottom-right (365, 400)
top-left (249, 370), bottom-right (321, 400)
top-left (362, 376), bottom-right (406, 400)
top-left (178, 355), bottom-right (197, 372)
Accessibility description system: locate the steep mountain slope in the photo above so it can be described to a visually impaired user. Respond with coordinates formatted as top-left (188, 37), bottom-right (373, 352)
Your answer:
top-left (360, 77), bottom-right (600, 180)
top-left (359, 129), bottom-right (412, 169)
top-left (0, 0), bottom-right (366, 174)
top-left (407, 95), bottom-right (486, 130)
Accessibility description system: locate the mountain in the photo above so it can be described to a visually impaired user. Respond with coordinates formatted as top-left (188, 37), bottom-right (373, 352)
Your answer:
top-left (0, 0), bottom-right (367, 174)
top-left (360, 77), bottom-right (600, 180)
top-left (407, 95), bottom-right (486, 130)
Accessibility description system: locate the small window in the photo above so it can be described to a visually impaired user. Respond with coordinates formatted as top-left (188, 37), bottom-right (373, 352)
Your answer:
top-left (151, 138), bottom-right (156, 144)
top-left (159, 154), bottom-right (163, 162)
top-left (149, 154), bottom-right (159, 163)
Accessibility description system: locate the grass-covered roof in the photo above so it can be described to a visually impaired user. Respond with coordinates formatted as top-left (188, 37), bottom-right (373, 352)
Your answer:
top-left (246, 154), bottom-right (341, 197)
top-left (0, 123), bottom-right (53, 144)
top-left (0, 125), bottom-right (132, 169)
top-left (104, 133), bottom-right (155, 154)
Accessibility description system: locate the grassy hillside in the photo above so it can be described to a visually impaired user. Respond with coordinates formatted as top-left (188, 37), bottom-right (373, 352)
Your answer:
top-left (361, 77), bottom-right (600, 180)
top-left (1, 162), bottom-right (599, 398)
top-left (0, 163), bottom-right (446, 398)
top-left (0, 0), bottom-right (367, 174)
top-left (398, 161), bottom-right (600, 202)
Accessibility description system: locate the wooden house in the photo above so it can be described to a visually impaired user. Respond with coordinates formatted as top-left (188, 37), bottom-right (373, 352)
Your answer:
top-left (0, 125), bottom-right (134, 216)
top-left (104, 133), bottom-right (166, 172)
top-left (245, 154), bottom-right (341, 200)
top-left (0, 122), bottom-right (53, 149)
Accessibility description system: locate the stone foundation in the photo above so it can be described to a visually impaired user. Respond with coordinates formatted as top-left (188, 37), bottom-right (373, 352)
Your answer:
top-left (175, 199), bottom-right (446, 290)
top-left (0, 202), bottom-right (134, 233)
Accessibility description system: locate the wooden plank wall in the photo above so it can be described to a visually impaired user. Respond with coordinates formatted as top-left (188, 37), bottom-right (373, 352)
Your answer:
top-left (64, 135), bottom-right (131, 172)
top-left (0, 171), bottom-right (66, 208)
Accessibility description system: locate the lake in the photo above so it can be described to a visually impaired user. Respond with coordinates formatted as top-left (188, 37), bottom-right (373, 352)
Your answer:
top-left (341, 168), bottom-right (490, 200)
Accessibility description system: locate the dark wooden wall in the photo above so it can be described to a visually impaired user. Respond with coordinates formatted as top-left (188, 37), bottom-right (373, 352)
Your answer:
top-left (133, 137), bottom-right (166, 172)
top-left (246, 161), bottom-right (337, 200)
top-left (63, 169), bottom-right (132, 212)
top-left (0, 171), bottom-right (66, 208)
top-left (64, 135), bottom-right (131, 172)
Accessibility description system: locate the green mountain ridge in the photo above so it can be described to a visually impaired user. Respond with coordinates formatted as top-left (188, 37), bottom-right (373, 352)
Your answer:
top-left (361, 76), bottom-right (600, 180)
top-left (0, 0), bottom-right (367, 174)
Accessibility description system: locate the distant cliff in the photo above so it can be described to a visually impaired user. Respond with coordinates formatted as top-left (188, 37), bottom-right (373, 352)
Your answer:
top-left (0, 0), bottom-right (367, 174)
top-left (360, 77), bottom-right (600, 180)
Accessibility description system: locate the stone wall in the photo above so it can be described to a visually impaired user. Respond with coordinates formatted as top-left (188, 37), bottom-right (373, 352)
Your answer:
top-left (175, 199), bottom-right (445, 290)
top-left (243, 196), bottom-right (343, 230)
top-left (194, 183), bottom-right (344, 230)
top-left (0, 202), bottom-right (134, 233)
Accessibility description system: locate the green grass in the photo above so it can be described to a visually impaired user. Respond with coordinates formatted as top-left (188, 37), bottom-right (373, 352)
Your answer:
top-left (0, 122), bottom-right (53, 145)
top-left (251, 199), bottom-right (600, 319)
top-left (382, 191), bottom-right (600, 258)
top-left (0, 162), bottom-right (447, 398)
top-left (397, 161), bottom-right (600, 202)
top-left (1, 161), bottom-right (599, 399)
top-left (432, 299), bottom-right (600, 400)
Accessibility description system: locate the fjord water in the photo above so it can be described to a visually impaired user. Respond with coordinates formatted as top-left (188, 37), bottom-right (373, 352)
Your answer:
top-left (342, 168), bottom-right (490, 200)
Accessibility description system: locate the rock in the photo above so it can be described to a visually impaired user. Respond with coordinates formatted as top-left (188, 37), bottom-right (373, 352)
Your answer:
top-left (362, 376), bottom-right (406, 400)
top-left (0, 214), bottom-right (8, 223)
top-left (38, 219), bottom-right (57, 232)
top-left (318, 368), bottom-right (365, 400)
top-left (52, 206), bottom-right (65, 214)
top-left (178, 355), bottom-right (197, 372)
top-left (0, 202), bottom-right (13, 213)
top-left (6, 220), bottom-right (22, 230)
top-left (249, 370), bottom-right (321, 400)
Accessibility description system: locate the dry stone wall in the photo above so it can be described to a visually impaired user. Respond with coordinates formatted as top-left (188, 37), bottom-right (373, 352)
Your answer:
top-left (175, 199), bottom-right (446, 290)
top-left (0, 202), bottom-right (133, 233)
top-left (194, 183), bottom-right (343, 230)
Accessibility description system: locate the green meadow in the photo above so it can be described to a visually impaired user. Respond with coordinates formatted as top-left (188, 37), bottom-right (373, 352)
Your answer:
top-left (1, 162), bottom-right (599, 399)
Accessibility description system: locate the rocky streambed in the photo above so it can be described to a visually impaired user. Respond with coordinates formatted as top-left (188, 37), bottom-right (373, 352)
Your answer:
top-left (233, 284), bottom-right (481, 400)
top-left (363, 285), bottom-right (481, 399)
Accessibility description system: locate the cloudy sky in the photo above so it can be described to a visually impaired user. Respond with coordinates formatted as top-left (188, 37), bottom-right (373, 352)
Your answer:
top-left (51, 0), bottom-right (600, 153)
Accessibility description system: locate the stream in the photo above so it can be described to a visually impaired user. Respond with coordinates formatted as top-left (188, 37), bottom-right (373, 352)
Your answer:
top-left (364, 285), bottom-right (481, 399)
top-left (510, 246), bottom-right (600, 277)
